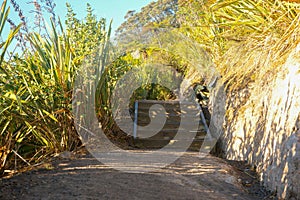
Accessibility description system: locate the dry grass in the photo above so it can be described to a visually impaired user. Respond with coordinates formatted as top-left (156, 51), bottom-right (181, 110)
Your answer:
top-left (218, 14), bottom-right (300, 92)
top-left (173, 0), bottom-right (300, 95)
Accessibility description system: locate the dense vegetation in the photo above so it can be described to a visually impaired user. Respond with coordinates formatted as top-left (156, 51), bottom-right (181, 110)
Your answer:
top-left (1, 0), bottom-right (300, 175)
top-left (0, 0), bottom-right (111, 174)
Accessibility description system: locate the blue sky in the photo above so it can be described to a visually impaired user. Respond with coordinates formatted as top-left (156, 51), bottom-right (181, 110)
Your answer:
top-left (54, 0), bottom-right (154, 34)
top-left (5, 0), bottom-right (153, 37)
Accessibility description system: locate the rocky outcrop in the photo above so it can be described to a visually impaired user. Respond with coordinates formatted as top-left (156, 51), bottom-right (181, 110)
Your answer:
top-left (210, 43), bottom-right (300, 199)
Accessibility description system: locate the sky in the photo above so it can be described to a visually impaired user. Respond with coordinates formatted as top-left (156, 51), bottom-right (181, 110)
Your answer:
top-left (53, 0), bottom-right (154, 34)
top-left (4, 0), bottom-right (154, 37)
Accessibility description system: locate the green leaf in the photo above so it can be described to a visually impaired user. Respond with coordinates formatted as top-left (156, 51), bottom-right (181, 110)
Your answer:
top-left (42, 109), bottom-right (58, 122)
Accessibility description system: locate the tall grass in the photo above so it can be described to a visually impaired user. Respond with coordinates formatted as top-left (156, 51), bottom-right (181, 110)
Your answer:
top-left (0, 19), bottom-right (78, 174)
top-left (179, 0), bottom-right (300, 58)
top-left (0, 1), bottom-right (112, 175)
top-left (0, 0), bottom-right (22, 174)
top-left (178, 0), bottom-right (300, 90)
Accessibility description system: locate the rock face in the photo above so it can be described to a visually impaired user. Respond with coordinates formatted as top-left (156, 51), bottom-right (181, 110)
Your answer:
top-left (211, 43), bottom-right (300, 199)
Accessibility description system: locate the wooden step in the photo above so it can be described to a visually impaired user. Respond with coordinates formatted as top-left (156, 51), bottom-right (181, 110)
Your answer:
top-left (136, 100), bottom-right (200, 110)
top-left (135, 129), bottom-right (206, 140)
top-left (136, 123), bottom-right (205, 131)
top-left (137, 113), bottom-right (200, 119)
top-left (127, 99), bottom-right (210, 152)
top-left (136, 100), bottom-right (198, 105)
top-left (136, 127), bottom-right (205, 133)
top-left (137, 118), bottom-right (204, 125)
top-left (133, 138), bottom-right (205, 151)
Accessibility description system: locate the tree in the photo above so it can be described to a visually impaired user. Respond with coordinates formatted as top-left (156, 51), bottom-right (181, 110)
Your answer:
top-left (65, 3), bottom-right (111, 61)
top-left (115, 0), bottom-right (179, 53)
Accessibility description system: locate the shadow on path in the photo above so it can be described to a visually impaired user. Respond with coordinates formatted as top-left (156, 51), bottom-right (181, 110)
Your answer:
top-left (0, 151), bottom-right (272, 200)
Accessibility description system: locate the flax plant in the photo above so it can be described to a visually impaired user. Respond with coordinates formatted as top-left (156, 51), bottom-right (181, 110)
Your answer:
top-left (0, 19), bottom-right (78, 174)
top-left (0, 2), bottom-right (112, 175)
top-left (0, 0), bottom-right (22, 174)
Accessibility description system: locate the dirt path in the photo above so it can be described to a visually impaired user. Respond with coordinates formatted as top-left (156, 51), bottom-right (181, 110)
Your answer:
top-left (0, 150), bottom-right (273, 200)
